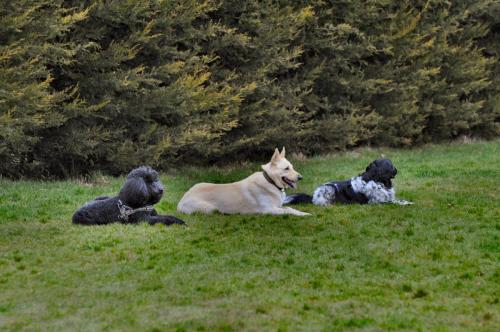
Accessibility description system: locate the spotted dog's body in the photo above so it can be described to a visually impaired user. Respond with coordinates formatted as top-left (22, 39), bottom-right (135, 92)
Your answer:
top-left (72, 166), bottom-right (185, 226)
top-left (285, 159), bottom-right (412, 206)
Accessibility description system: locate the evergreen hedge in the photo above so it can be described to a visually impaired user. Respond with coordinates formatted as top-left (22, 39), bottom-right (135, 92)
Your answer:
top-left (1, 0), bottom-right (498, 178)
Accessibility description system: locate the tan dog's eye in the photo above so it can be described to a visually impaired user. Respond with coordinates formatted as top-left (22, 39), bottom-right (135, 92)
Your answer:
top-left (284, 167), bottom-right (290, 170)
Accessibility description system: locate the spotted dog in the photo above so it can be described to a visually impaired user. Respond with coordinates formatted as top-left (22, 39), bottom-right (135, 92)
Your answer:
top-left (284, 159), bottom-right (412, 206)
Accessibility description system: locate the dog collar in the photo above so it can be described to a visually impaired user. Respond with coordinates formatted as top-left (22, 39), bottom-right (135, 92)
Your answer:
top-left (117, 200), bottom-right (154, 221)
top-left (262, 171), bottom-right (285, 192)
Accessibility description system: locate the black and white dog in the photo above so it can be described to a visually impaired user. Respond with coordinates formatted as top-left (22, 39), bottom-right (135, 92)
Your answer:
top-left (72, 166), bottom-right (185, 226)
top-left (284, 158), bottom-right (412, 206)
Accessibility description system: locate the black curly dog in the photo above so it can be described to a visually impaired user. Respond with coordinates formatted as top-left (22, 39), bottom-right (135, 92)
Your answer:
top-left (72, 166), bottom-right (185, 226)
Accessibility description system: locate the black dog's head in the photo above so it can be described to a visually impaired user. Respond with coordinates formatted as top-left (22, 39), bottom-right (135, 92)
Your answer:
top-left (118, 166), bottom-right (164, 208)
top-left (361, 158), bottom-right (397, 188)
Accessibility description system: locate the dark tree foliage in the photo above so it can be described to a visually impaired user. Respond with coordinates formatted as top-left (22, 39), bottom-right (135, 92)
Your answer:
top-left (1, 0), bottom-right (498, 178)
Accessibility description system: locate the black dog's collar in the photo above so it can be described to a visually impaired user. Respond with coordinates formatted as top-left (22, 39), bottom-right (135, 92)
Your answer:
top-left (117, 200), bottom-right (154, 221)
top-left (262, 171), bottom-right (285, 192)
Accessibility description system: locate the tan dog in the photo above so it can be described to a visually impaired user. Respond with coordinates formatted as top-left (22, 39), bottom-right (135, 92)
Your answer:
top-left (177, 147), bottom-right (310, 216)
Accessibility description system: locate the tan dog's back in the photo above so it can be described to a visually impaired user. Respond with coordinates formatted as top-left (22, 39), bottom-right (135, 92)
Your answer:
top-left (178, 180), bottom-right (247, 214)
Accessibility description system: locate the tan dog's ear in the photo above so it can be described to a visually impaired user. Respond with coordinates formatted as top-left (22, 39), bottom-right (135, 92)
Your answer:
top-left (271, 148), bottom-right (281, 164)
top-left (280, 146), bottom-right (286, 158)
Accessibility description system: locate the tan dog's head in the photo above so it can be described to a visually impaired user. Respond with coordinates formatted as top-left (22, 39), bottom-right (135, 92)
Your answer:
top-left (261, 147), bottom-right (303, 189)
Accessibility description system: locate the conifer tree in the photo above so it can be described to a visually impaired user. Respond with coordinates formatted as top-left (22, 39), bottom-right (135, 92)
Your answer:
top-left (0, 0), bottom-right (498, 178)
top-left (0, 1), bottom-right (88, 177)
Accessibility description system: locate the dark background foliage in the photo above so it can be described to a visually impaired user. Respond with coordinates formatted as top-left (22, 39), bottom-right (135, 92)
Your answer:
top-left (1, 0), bottom-right (498, 178)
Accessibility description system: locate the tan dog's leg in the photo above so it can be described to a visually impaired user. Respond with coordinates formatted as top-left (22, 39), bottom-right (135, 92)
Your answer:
top-left (268, 207), bottom-right (311, 216)
top-left (284, 207), bottom-right (311, 216)
top-left (178, 200), bottom-right (217, 214)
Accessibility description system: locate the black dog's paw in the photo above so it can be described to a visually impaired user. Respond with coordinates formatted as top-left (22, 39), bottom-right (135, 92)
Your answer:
top-left (165, 216), bottom-right (186, 226)
top-left (148, 215), bottom-right (186, 226)
top-left (72, 210), bottom-right (93, 225)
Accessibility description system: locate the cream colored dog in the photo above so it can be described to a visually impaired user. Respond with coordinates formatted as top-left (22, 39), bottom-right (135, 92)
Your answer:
top-left (177, 147), bottom-right (310, 216)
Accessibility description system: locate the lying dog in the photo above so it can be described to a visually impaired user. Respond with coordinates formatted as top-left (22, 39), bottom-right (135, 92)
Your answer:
top-left (72, 166), bottom-right (185, 226)
top-left (284, 158), bottom-right (412, 206)
top-left (177, 147), bottom-right (310, 216)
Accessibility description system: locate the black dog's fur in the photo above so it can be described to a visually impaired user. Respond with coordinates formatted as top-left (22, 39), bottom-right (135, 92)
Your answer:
top-left (284, 158), bottom-right (408, 205)
top-left (72, 166), bottom-right (185, 226)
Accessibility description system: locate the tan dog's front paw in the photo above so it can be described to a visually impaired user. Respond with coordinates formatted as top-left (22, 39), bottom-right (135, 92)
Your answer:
top-left (284, 207), bottom-right (311, 216)
top-left (298, 211), bottom-right (311, 216)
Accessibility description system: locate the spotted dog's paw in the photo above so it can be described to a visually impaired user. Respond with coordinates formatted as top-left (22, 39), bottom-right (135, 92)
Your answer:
top-left (394, 199), bottom-right (413, 205)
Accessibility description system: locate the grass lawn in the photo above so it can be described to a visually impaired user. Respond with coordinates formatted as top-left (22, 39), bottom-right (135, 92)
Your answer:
top-left (0, 140), bottom-right (499, 331)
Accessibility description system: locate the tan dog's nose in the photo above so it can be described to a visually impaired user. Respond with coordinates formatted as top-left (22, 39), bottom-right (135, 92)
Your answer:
top-left (298, 175), bottom-right (303, 181)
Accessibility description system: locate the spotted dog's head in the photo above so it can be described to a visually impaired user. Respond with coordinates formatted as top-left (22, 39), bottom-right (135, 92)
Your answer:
top-left (361, 158), bottom-right (397, 188)
top-left (119, 166), bottom-right (164, 208)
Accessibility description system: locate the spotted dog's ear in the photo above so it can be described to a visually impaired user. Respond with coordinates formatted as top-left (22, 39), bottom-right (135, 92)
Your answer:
top-left (362, 160), bottom-right (383, 183)
top-left (365, 160), bottom-right (377, 173)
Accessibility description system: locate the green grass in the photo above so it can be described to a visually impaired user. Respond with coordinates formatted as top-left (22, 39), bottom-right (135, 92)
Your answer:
top-left (1, 140), bottom-right (499, 331)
